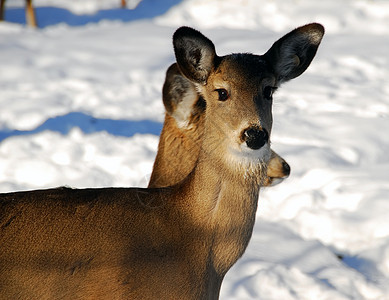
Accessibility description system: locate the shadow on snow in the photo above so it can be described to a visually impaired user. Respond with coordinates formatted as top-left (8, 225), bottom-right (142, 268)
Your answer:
top-left (0, 112), bottom-right (162, 142)
top-left (337, 253), bottom-right (386, 286)
top-left (3, 0), bottom-right (182, 28)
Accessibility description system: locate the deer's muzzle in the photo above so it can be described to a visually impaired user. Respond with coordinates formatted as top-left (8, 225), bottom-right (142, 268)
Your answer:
top-left (241, 127), bottom-right (269, 150)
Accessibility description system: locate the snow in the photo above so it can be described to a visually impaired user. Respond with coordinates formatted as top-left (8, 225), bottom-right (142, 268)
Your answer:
top-left (1, 0), bottom-right (389, 298)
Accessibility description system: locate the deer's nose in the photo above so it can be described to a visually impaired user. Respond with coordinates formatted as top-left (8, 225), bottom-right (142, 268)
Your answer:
top-left (282, 161), bottom-right (291, 177)
top-left (242, 127), bottom-right (269, 150)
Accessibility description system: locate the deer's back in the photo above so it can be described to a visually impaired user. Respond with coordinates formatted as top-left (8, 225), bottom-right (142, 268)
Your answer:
top-left (0, 187), bottom-right (212, 299)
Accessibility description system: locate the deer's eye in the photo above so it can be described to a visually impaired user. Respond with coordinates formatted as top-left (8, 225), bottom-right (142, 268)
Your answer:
top-left (263, 86), bottom-right (277, 101)
top-left (215, 89), bottom-right (229, 101)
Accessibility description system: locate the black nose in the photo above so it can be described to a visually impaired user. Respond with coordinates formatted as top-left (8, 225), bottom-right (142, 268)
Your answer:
top-left (242, 127), bottom-right (269, 150)
top-left (282, 161), bottom-right (291, 176)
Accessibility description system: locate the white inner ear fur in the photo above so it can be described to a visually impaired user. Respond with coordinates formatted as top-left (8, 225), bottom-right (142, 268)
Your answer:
top-left (183, 39), bottom-right (215, 84)
top-left (171, 87), bottom-right (198, 129)
top-left (197, 47), bottom-right (214, 84)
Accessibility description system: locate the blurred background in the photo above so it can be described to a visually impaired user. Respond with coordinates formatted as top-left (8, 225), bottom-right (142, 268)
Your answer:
top-left (0, 0), bottom-right (388, 299)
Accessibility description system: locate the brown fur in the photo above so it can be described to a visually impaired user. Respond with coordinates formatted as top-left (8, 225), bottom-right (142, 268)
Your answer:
top-left (0, 24), bottom-right (324, 299)
top-left (263, 149), bottom-right (291, 186)
top-left (149, 63), bottom-right (290, 188)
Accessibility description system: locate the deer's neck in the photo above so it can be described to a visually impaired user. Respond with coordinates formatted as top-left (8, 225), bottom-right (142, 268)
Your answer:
top-left (149, 113), bottom-right (203, 188)
top-left (180, 137), bottom-right (266, 276)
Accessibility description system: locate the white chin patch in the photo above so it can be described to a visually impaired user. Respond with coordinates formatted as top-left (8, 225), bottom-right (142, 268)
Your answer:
top-left (268, 177), bottom-right (284, 187)
top-left (229, 142), bottom-right (271, 164)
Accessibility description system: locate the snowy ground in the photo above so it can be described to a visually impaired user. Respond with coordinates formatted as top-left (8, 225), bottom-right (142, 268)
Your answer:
top-left (1, 0), bottom-right (389, 299)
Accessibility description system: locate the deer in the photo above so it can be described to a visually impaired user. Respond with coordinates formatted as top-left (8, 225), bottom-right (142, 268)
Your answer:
top-left (149, 62), bottom-right (290, 189)
top-left (0, 23), bottom-right (324, 299)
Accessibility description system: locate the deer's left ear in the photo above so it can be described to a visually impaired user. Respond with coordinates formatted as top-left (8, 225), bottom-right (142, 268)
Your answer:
top-left (173, 26), bottom-right (216, 85)
top-left (264, 23), bottom-right (324, 84)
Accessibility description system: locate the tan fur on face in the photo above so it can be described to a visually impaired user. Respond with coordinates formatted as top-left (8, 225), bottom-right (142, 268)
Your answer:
top-left (149, 63), bottom-right (290, 188)
top-left (263, 149), bottom-right (291, 186)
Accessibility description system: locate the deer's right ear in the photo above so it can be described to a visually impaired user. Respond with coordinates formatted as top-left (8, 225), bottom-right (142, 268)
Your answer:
top-left (173, 27), bottom-right (216, 85)
top-left (264, 23), bottom-right (324, 84)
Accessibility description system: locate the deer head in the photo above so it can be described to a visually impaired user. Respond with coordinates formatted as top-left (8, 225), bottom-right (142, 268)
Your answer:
top-left (173, 24), bottom-right (324, 176)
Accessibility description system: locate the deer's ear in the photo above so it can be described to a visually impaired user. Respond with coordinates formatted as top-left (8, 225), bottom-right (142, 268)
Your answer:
top-left (265, 23), bottom-right (324, 84)
top-left (163, 63), bottom-right (187, 115)
top-left (173, 27), bottom-right (216, 85)
top-left (163, 63), bottom-right (199, 121)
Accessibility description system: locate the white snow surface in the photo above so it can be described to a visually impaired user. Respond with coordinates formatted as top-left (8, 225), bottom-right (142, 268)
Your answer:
top-left (1, 0), bottom-right (389, 299)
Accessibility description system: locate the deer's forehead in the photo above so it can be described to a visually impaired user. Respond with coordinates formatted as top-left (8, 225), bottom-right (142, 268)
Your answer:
top-left (213, 54), bottom-right (272, 84)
